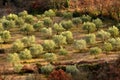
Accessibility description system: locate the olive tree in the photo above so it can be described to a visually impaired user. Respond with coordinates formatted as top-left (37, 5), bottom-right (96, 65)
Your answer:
top-left (6, 13), bottom-right (18, 21)
top-left (53, 23), bottom-right (65, 34)
top-left (44, 9), bottom-right (56, 18)
top-left (41, 64), bottom-right (54, 74)
top-left (82, 22), bottom-right (96, 33)
top-left (44, 53), bottom-right (57, 62)
top-left (103, 42), bottom-right (113, 53)
top-left (2, 20), bottom-right (15, 30)
top-left (25, 15), bottom-right (34, 24)
top-left (61, 31), bottom-right (73, 43)
top-left (33, 21), bottom-right (44, 31)
top-left (21, 23), bottom-right (35, 35)
top-left (15, 17), bottom-right (24, 27)
top-left (108, 26), bottom-right (119, 37)
top-left (41, 27), bottom-right (52, 38)
top-left (19, 49), bottom-right (32, 60)
top-left (59, 46), bottom-right (68, 55)
top-left (92, 18), bottom-right (103, 30)
top-left (85, 34), bottom-right (96, 44)
top-left (74, 39), bottom-right (87, 52)
top-left (72, 17), bottom-right (82, 27)
top-left (12, 39), bottom-right (24, 52)
top-left (90, 47), bottom-right (102, 55)
top-left (42, 40), bottom-right (56, 52)
top-left (1, 30), bottom-right (11, 43)
top-left (97, 30), bottom-right (111, 42)
top-left (61, 20), bottom-right (74, 30)
top-left (0, 23), bottom-right (4, 32)
top-left (18, 10), bottom-right (28, 18)
top-left (43, 17), bottom-right (53, 27)
top-left (29, 44), bottom-right (43, 58)
top-left (66, 65), bottom-right (79, 74)
top-left (81, 15), bottom-right (92, 22)
top-left (53, 35), bottom-right (67, 48)
top-left (63, 12), bottom-right (73, 19)
top-left (0, 36), bottom-right (3, 48)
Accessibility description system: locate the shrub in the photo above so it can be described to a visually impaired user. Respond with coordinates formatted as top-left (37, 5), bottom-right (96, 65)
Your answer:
top-left (74, 39), bottom-right (87, 52)
top-left (66, 65), bottom-right (79, 74)
top-left (59, 47), bottom-right (68, 55)
top-left (41, 27), bottom-right (52, 38)
top-left (103, 42), bottom-right (113, 53)
top-left (33, 21), bottom-right (44, 31)
top-left (25, 15), bottom-right (34, 24)
top-left (63, 12), bottom-right (73, 19)
top-left (29, 44), bottom-right (43, 58)
top-left (15, 17), bottom-right (24, 27)
top-left (43, 17), bottom-right (53, 27)
top-left (6, 13), bottom-right (18, 21)
top-left (48, 69), bottom-right (72, 80)
top-left (19, 49), bottom-right (32, 60)
top-left (21, 23), bottom-right (35, 35)
top-left (97, 30), bottom-right (111, 41)
top-left (90, 47), bottom-right (102, 55)
top-left (92, 18), bottom-right (103, 30)
top-left (12, 39), bottom-right (24, 52)
top-left (1, 30), bottom-right (11, 43)
top-left (44, 9), bottom-right (56, 18)
top-left (108, 26), bottom-right (119, 37)
top-left (82, 22), bottom-right (96, 33)
top-left (72, 17), bottom-right (82, 27)
top-left (13, 63), bottom-right (23, 73)
top-left (61, 31), bottom-right (73, 43)
top-left (41, 64), bottom-right (54, 74)
top-left (44, 53), bottom-right (57, 62)
top-left (18, 10), bottom-right (28, 18)
top-left (53, 23), bottom-right (65, 34)
top-left (2, 20), bottom-right (15, 29)
top-left (81, 15), bottom-right (92, 22)
top-left (85, 34), bottom-right (96, 44)
top-left (21, 35), bottom-right (35, 47)
top-left (0, 23), bottom-right (4, 32)
top-left (53, 35), bottom-right (67, 48)
top-left (42, 40), bottom-right (56, 52)
top-left (61, 20), bottom-right (73, 30)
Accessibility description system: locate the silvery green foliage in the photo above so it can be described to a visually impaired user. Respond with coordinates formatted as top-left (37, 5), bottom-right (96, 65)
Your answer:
top-left (53, 23), bottom-right (65, 34)
top-left (12, 39), bottom-right (24, 52)
top-left (18, 10), bottom-right (28, 18)
top-left (41, 27), bottom-right (52, 38)
top-left (2, 19), bottom-right (15, 29)
top-left (6, 13), bottom-right (18, 21)
top-left (108, 38), bottom-right (120, 50)
top-left (21, 35), bottom-right (35, 47)
top-left (7, 53), bottom-right (20, 63)
top-left (42, 40), bottom-right (56, 52)
top-left (0, 23), bottom-right (4, 32)
top-left (43, 17), bottom-right (53, 27)
top-left (63, 12), bottom-right (73, 19)
top-left (92, 18), bottom-right (103, 30)
top-left (61, 20), bottom-right (74, 30)
top-left (21, 23), bottom-right (34, 35)
top-left (82, 22), bottom-right (96, 33)
top-left (97, 30), bottom-right (111, 41)
top-left (108, 26), bottom-right (119, 37)
top-left (13, 63), bottom-right (23, 73)
top-left (61, 31), bottom-right (73, 43)
top-left (19, 49), bottom-right (32, 60)
top-left (25, 15), bottom-right (34, 24)
top-left (33, 21), bottom-right (44, 31)
top-left (72, 17), bottom-right (82, 27)
top-left (59, 46), bottom-right (68, 55)
top-left (90, 47), bottom-right (102, 55)
top-left (0, 30), bottom-right (11, 43)
top-left (29, 44), bottom-right (43, 58)
top-left (53, 35), bottom-right (67, 47)
top-left (85, 34), bottom-right (96, 44)
top-left (103, 42), bottom-right (113, 53)
top-left (41, 64), bottom-right (54, 74)
top-left (81, 15), bottom-right (92, 22)
top-left (74, 39), bottom-right (86, 51)
top-left (66, 65), bottom-right (79, 74)
top-left (44, 53), bottom-right (57, 62)
top-left (44, 9), bottom-right (56, 18)
top-left (15, 17), bottom-right (24, 27)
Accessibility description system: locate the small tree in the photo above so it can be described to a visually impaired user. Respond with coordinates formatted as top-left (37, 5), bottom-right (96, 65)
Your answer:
top-left (25, 15), bottom-right (34, 24)
top-left (1, 30), bottom-right (11, 43)
top-left (18, 10), bottom-right (28, 18)
top-left (61, 20), bottom-right (74, 30)
top-left (81, 15), bottom-right (92, 22)
top-left (74, 39), bottom-right (87, 52)
top-left (0, 23), bottom-right (4, 32)
top-left (0, 36), bottom-right (3, 48)
top-left (19, 49), bottom-right (32, 60)
top-left (43, 17), bottom-right (53, 27)
top-left (61, 31), bottom-right (73, 43)
top-left (85, 34), bottom-right (96, 44)
top-left (72, 17), bottom-right (82, 27)
top-left (103, 42), bottom-right (113, 53)
top-left (42, 40), bottom-right (56, 52)
top-left (41, 27), bottom-right (52, 38)
top-left (90, 47), bottom-right (102, 55)
top-left (53, 23), bottom-right (65, 34)
top-left (108, 26), bottom-right (119, 37)
top-left (63, 12), bottom-right (73, 19)
top-left (44, 53), bottom-right (57, 62)
top-left (12, 39), bottom-right (24, 52)
top-left (15, 17), bottom-right (24, 27)
top-left (44, 9), bottom-right (56, 18)
top-left (82, 22), bottom-right (96, 33)
top-left (59, 46), bottom-right (68, 55)
top-left (92, 18), bottom-right (103, 30)
top-left (53, 35), bottom-right (67, 48)
top-left (41, 64), bottom-right (54, 74)
top-left (66, 65), bottom-right (79, 75)
top-left (2, 20), bottom-right (15, 30)
top-left (21, 35), bottom-right (35, 47)
top-left (21, 23), bottom-right (35, 35)
top-left (97, 30), bottom-right (111, 42)
top-left (33, 21), bottom-right (44, 31)
top-left (6, 13), bottom-right (18, 21)
top-left (29, 44), bottom-right (43, 58)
